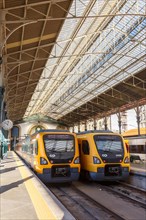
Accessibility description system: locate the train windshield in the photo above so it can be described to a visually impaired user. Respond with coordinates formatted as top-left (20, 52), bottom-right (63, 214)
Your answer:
top-left (43, 134), bottom-right (75, 153)
top-left (94, 135), bottom-right (124, 153)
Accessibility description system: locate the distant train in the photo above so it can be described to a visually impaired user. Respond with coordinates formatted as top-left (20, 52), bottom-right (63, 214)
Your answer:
top-left (77, 130), bottom-right (130, 181)
top-left (123, 128), bottom-right (146, 161)
top-left (16, 130), bottom-right (80, 183)
top-left (124, 136), bottom-right (146, 161)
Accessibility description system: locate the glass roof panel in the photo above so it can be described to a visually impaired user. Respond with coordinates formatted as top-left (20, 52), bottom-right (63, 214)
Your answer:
top-left (25, 0), bottom-right (146, 119)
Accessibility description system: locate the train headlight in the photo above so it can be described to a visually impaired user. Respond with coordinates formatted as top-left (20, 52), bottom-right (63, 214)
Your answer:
top-left (40, 157), bottom-right (48, 165)
top-left (124, 157), bottom-right (130, 163)
top-left (93, 156), bottom-right (101, 164)
top-left (74, 157), bottom-right (80, 164)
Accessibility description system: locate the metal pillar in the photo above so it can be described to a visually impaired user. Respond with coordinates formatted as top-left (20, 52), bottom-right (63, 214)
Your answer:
top-left (78, 122), bottom-right (80, 133)
top-left (0, 10), bottom-right (6, 85)
top-left (93, 117), bottom-right (97, 130)
top-left (109, 115), bottom-right (112, 131)
top-left (85, 120), bottom-right (87, 131)
top-left (117, 112), bottom-right (122, 134)
top-left (0, 10), bottom-right (5, 159)
top-left (0, 87), bottom-right (4, 159)
top-left (135, 106), bottom-right (141, 136)
top-left (104, 116), bottom-right (108, 130)
top-left (0, 10), bottom-right (8, 159)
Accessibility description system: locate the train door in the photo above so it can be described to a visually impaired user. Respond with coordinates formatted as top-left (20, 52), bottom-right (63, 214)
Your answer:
top-left (81, 140), bottom-right (90, 170)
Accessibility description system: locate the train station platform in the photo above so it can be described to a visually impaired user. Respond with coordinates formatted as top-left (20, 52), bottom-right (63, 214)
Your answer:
top-left (1, 151), bottom-right (145, 220)
top-left (0, 151), bottom-right (75, 220)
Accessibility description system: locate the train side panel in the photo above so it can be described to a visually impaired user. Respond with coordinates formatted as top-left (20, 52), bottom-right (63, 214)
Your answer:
top-left (124, 137), bottom-right (146, 161)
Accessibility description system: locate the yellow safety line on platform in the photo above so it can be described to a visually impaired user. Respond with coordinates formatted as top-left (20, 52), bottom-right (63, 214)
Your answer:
top-left (13, 152), bottom-right (57, 220)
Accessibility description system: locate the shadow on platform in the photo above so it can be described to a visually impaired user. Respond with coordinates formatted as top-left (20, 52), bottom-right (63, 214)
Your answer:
top-left (0, 165), bottom-right (24, 174)
top-left (0, 176), bottom-right (33, 194)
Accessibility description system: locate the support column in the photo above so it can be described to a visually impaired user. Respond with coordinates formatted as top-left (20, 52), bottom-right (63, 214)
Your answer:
top-left (104, 116), bottom-right (108, 130)
top-left (117, 112), bottom-right (122, 134)
top-left (72, 124), bottom-right (74, 133)
top-left (85, 120), bottom-right (87, 131)
top-left (0, 10), bottom-right (6, 85)
top-left (0, 87), bottom-right (4, 159)
top-left (78, 122), bottom-right (80, 133)
top-left (0, 12), bottom-right (5, 160)
top-left (135, 106), bottom-right (141, 136)
top-left (93, 117), bottom-right (97, 130)
top-left (0, 87), bottom-right (4, 122)
top-left (109, 115), bottom-right (112, 131)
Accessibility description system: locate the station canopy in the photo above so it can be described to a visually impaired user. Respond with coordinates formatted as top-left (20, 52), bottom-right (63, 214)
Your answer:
top-left (2, 0), bottom-right (146, 126)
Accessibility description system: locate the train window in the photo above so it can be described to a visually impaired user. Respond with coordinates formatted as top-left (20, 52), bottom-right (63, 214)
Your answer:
top-left (138, 145), bottom-right (145, 153)
top-left (43, 134), bottom-right (75, 153)
top-left (30, 144), bottom-right (33, 154)
top-left (27, 145), bottom-right (30, 153)
top-left (130, 145), bottom-right (146, 153)
top-left (130, 145), bottom-right (134, 153)
top-left (94, 135), bottom-right (124, 153)
top-left (24, 144), bottom-right (28, 152)
top-left (82, 140), bottom-right (90, 155)
top-left (22, 145), bottom-right (24, 152)
top-left (34, 140), bottom-right (38, 155)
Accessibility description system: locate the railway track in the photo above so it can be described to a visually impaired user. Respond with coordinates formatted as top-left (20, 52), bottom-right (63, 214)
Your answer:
top-left (73, 181), bottom-right (146, 220)
top-left (47, 183), bottom-right (125, 220)
top-left (20, 157), bottom-right (146, 219)
top-left (118, 180), bottom-right (146, 193)
top-left (99, 181), bottom-right (146, 208)
top-left (128, 173), bottom-right (146, 191)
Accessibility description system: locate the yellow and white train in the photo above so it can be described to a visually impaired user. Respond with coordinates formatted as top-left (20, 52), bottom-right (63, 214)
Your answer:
top-left (16, 129), bottom-right (80, 183)
top-left (77, 130), bottom-right (130, 181)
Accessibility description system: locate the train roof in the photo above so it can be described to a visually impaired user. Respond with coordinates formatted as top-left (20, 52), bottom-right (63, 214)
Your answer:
top-left (122, 128), bottom-right (146, 137)
top-left (31, 129), bottom-right (70, 135)
top-left (77, 130), bottom-right (114, 135)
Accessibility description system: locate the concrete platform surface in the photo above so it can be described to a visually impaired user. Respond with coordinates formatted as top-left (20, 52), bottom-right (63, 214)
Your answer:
top-left (0, 151), bottom-right (75, 220)
top-left (1, 151), bottom-right (145, 220)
